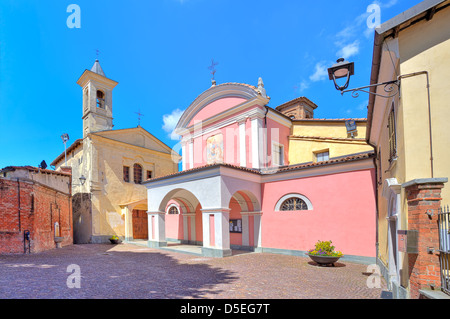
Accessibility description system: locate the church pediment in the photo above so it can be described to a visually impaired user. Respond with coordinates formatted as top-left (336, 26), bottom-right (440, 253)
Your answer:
top-left (175, 82), bottom-right (270, 135)
top-left (93, 127), bottom-right (174, 155)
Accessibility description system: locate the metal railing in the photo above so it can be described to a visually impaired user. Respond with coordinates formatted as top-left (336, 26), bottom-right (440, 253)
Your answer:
top-left (438, 205), bottom-right (450, 295)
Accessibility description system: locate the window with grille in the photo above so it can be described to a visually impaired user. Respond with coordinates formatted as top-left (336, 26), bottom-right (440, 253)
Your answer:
top-left (388, 104), bottom-right (397, 161)
top-left (280, 197), bottom-right (308, 211)
top-left (133, 164), bottom-right (142, 184)
top-left (168, 206), bottom-right (179, 214)
top-left (315, 150), bottom-right (329, 162)
top-left (123, 166), bottom-right (130, 183)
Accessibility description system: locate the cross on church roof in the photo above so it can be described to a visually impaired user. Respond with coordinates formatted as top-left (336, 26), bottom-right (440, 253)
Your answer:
top-left (135, 110), bottom-right (144, 126)
top-left (208, 59), bottom-right (219, 80)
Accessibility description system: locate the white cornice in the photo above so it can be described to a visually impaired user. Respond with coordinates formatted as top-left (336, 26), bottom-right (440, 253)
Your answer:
top-left (261, 158), bottom-right (375, 183)
top-left (77, 69), bottom-right (118, 89)
top-left (267, 109), bottom-right (292, 128)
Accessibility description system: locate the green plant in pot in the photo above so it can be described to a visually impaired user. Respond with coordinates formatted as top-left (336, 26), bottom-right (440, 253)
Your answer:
top-left (307, 240), bottom-right (343, 266)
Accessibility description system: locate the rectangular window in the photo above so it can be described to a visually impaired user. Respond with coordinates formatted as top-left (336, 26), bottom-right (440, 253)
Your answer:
top-left (133, 164), bottom-right (142, 184)
top-left (30, 194), bottom-right (34, 213)
top-left (123, 166), bottom-right (130, 183)
top-left (272, 144), bottom-right (284, 166)
top-left (315, 150), bottom-right (329, 162)
top-left (388, 104), bottom-right (397, 161)
top-left (147, 170), bottom-right (153, 180)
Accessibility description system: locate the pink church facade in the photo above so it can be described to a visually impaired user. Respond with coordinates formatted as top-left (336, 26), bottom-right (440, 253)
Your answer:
top-left (143, 80), bottom-right (376, 262)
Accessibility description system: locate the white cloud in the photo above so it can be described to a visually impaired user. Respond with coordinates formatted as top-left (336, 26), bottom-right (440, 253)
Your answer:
top-left (295, 80), bottom-right (310, 93)
top-left (336, 40), bottom-right (360, 59)
top-left (309, 62), bottom-right (329, 82)
top-left (374, 0), bottom-right (398, 8)
top-left (162, 108), bottom-right (185, 140)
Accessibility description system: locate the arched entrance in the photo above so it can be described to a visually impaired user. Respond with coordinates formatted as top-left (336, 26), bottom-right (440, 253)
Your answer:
top-left (228, 190), bottom-right (261, 251)
top-left (148, 188), bottom-right (203, 248)
top-left (120, 199), bottom-right (148, 242)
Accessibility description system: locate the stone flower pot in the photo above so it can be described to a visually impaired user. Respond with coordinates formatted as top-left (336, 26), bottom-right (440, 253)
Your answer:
top-left (307, 254), bottom-right (342, 266)
top-left (109, 238), bottom-right (121, 244)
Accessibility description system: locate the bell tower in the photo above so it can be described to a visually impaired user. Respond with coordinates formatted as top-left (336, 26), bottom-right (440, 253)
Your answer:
top-left (77, 60), bottom-right (118, 138)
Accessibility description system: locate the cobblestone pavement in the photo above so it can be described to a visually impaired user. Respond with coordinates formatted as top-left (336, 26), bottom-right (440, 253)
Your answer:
top-left (0, 244), bottom-right (386, 299)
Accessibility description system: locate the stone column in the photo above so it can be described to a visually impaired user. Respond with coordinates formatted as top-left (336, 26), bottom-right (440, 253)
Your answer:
top-left (402, 178), bottom-right (447, 298)
top-left (241, 211), bottom-right (263, 250)
top-left (182, 213), bottom-right (196, 244)
top-left (201, 208), bottom-right (232, 257)
top-left (122, 206), bottom-right (133, 242)
top-left (147, 211), bottom-right (167, 248)
top-left (250, 117), bottom-right (262, 169)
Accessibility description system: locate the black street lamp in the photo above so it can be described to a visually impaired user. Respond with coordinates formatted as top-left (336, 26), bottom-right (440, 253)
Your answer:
top-left (327, 58), bottom-right (355, 91)
top-left (328, 58), bottom-right (400, 99)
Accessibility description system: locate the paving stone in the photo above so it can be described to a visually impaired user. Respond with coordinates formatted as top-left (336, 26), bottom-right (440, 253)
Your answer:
top-left (0, 244), bottom-right (386, 299)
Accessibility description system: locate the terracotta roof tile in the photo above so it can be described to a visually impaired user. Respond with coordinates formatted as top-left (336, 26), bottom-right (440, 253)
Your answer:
top-left (0, 166), bottom-right (72, 177)
top-left (144, 151), bottom-right (375, 183)
top-left (292, 118), bottom-right (367, 122)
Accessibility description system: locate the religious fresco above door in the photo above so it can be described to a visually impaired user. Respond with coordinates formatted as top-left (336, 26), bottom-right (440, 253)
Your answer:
top-left (206, 134), bottom-right (223, 164)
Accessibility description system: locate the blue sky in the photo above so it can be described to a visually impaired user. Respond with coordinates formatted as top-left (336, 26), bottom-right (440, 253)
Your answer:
top-left (0, 0), bottom-right (422, 169)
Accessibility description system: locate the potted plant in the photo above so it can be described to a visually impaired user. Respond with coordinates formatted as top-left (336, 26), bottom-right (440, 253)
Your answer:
top-left (109, 235), bottom-right (121, 244)
top-left (306, 240), bottom-right (343, 266)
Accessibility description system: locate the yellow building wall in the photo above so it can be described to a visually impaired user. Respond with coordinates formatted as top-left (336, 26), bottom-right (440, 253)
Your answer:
top-left (56, 131), bottom-right (179, 241)
top-left (398, 9), bottom-right (450, 206)
top-left (89, 135), bottom-right (178, 238)
top-left (289, 121), bottom-right (373, 164)
top-left (374, 8), bottom-right (450, 289)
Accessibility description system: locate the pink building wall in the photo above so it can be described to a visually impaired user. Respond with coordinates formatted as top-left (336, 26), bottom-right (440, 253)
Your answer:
top-left (188, 97), bottom-right (247, 126)
top-left (183, 97), bottom-right (291, 169)
top-left (165, 200), bottom-right (183, 241)
top-left (261, 168), bottom-right (376, 257)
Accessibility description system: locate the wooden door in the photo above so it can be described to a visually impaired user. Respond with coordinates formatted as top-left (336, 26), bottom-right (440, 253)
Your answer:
top-left (132, 210), bottom-right (148, 240)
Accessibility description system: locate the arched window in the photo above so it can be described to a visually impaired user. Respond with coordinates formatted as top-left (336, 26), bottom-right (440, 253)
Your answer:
top-left (96, 90), bottom-right (105, 108)
top-left (275, 193), bottom-right (313, 211)
top-left (133, 163), bottom-right (142, 184)
top-left (167, 206), bottom-right (179, 215)
top-left (280, 197), bottom-right (308, 211)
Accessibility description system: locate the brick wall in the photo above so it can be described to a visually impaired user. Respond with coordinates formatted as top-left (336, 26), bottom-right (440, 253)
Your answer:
top-left (0, 176), bottom-right (72, 254)
top-left (404, 179), bottom-right (445, 298)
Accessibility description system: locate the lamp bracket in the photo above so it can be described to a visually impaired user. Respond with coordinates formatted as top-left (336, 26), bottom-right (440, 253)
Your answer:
top-left (341, 79), bottom-right (400, 99)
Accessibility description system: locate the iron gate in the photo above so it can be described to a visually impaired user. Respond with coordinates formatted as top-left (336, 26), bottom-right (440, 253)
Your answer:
top-left (438, 205), bottom-right (450, 295)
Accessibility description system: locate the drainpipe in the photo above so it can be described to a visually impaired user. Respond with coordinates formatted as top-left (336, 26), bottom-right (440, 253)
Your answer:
top-left (367, 140), bottom-right (379, 266)
top-left (264, 105), bottom-right (269, 169)
top-left (396, 71), bottom-right (433, 178)
top-left (17, 178), bottom-right (21, 231)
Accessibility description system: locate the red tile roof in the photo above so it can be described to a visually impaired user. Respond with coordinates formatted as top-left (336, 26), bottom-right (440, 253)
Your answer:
top-left (0, 166), bottom-right (72, 177)
top-left (144, 151), bottom-right (375, 183)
